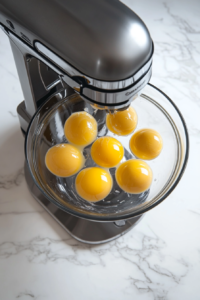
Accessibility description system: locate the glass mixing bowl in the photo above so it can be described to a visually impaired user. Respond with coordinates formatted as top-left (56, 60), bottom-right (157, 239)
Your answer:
top-left (25, 83), bottom-right (189, 221)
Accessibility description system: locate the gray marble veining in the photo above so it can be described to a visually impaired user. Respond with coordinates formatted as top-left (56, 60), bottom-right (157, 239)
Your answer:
top-left (0, 0), bottom-right (200, 299)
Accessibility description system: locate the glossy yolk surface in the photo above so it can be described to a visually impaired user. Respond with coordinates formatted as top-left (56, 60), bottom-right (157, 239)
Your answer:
top-left (116, 159), bottom-right (153, 194)
top-left (45, 144), bottom-right (84, 177)
top-left (91, 136), bottom-right (124, 168)
top-left (75, 167), bottom-right (113, 202)
top-left (130, 129), bottom-right (163, 160)
top-left (106, 107), bottom-right (137, 136)
top-left (64, 111), bottom-right (97, 146)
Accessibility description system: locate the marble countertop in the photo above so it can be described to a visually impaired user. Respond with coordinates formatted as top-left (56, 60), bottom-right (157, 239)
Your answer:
top-left (0, 0), bottom-right (200, 299)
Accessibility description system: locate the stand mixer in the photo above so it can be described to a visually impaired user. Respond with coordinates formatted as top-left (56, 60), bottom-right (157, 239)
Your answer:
top-left (0, 0), bottom-right (189, 244)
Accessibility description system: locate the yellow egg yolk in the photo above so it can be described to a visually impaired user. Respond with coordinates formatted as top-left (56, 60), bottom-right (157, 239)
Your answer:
top-left (45, 144), bottom-right (84, 177)
top-left (75, 167), bottom-right (113, 202)
top-left (130, 129), bottom-right (163, 160)
top-left (91, 136), bottom-right (124, 168)
top-left (64, 111), bottom-right (97, 147)
top-left (116, 159), bottom-right (152, 194)
top-left (106, 106), bottom-right (137, 136)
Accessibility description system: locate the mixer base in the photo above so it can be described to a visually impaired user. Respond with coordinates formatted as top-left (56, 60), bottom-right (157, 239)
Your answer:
top-left (25, 163), bottom-right (143, 244)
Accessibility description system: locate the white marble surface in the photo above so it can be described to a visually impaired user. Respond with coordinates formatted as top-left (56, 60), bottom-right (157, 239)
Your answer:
top-left (0, 0), bottom-right (200, 299)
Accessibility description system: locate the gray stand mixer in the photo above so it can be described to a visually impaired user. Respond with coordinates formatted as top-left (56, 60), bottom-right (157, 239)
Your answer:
top-left (0, 0), bottom-right (188, 244)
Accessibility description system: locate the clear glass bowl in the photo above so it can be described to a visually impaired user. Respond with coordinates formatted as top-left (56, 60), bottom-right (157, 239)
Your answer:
top-left (25, 84), bottom-right (189, 221)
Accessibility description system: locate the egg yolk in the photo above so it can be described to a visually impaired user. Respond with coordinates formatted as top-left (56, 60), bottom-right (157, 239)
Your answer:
top-left (130, 129), bottom-right (163, 160)
top-left (45, 144), bottom-right (84, 177)
top-left (64, 111), bottom-right (97, 146)
top-left (116, 159), bottom-right (152, 194)
top-left (91, 136), bottom-right (124, 168)
top-left (106, 106), bottom-right (137, 136)
top-left (75, 167), bottom-right (113, 202)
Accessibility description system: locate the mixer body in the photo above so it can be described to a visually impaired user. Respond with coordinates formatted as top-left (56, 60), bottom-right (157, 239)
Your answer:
top-left (0, 0), bottom-right (153, 243)
top-left (0, 0), bottom-right (189, 244)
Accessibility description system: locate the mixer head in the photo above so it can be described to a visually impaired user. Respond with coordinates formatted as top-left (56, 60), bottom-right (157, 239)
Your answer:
top-left (0, 0), bottom-right (153, 118)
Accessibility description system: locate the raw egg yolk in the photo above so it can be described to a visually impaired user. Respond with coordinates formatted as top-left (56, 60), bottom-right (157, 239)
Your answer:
top-left (91, 136), bottom-right (124, 168)
top-left (64, 111), bottom-right (97, 146)
top-left (45, 144), bottom-right (84, 177)
top-left (75, 167), bottom-right (113, 202)
top-left (130, 129), bottom-right (163, 160)
top-left (116, 159), bottom-right (152, 194)
top-left (106, 107), bottom-right (137, 136)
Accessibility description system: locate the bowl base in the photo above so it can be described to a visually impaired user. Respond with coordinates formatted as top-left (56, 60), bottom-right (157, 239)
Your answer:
top-left (24, 162), bottom-right (143, 244)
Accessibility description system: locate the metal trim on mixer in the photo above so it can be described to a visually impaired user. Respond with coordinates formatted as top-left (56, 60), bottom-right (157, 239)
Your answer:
top-left (81, 67), bottom-right (152, 105)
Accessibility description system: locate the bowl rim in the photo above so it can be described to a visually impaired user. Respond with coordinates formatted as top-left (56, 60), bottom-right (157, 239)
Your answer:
top-left (25, 83), bottom-right (189, 221)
